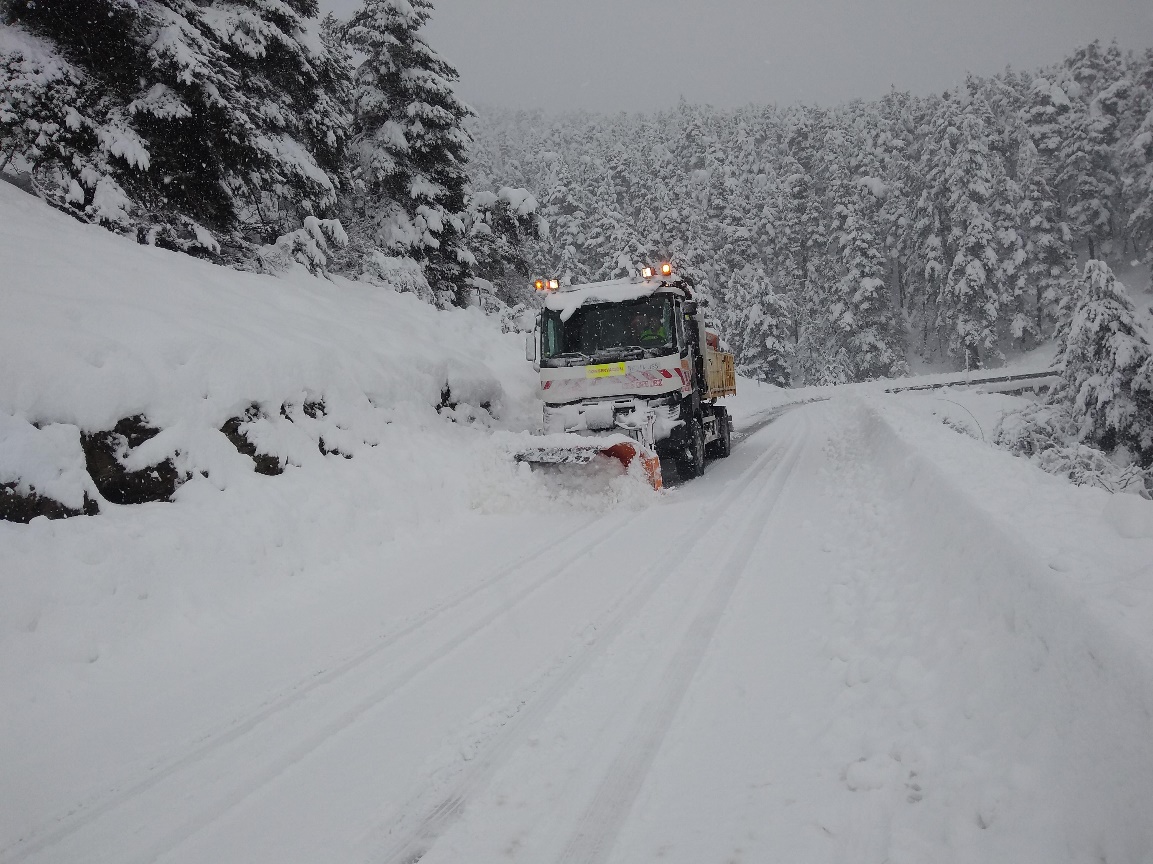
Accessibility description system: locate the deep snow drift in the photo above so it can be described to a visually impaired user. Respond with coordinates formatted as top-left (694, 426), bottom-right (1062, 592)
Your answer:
top-left (3, 183), bottom-right (1153, 864)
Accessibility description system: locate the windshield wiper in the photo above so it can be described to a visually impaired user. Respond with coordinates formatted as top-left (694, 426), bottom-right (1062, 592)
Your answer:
top-left (592, 346), bottom-right (646, 360)
top-left (548, 351), bottom-right (590, 366)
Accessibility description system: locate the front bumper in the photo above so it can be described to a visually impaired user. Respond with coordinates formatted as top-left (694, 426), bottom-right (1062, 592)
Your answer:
top-left (542, 396), bottom-right (683, 451)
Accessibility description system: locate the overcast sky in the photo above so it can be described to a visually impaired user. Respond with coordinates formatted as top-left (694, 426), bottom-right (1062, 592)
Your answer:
top-left (319, 0), bottom-right (1153, 113)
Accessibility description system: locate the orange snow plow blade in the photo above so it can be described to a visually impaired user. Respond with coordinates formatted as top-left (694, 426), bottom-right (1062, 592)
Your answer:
top-left (515, 438), bottom-right (663, 490)
top-left (599, 441), bottom-right (663, 490)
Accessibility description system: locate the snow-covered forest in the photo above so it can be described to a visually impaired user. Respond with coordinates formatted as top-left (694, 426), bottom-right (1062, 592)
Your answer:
top-left (469, 43), bottom-right (1153, 387)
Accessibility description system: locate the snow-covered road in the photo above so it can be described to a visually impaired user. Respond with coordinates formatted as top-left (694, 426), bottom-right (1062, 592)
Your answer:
top-left (2, 403), bottom-right (801, 864)
top-left (6, 398), bottom-right (1153, 864)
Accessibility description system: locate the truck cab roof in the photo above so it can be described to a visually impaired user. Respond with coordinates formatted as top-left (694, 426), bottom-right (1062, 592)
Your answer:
top-left (542, 275), bottom-right (691, 321)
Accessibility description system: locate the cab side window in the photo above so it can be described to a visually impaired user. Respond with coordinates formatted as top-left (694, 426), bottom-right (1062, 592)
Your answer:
top-left (543, 315), bottom-right (562, 357)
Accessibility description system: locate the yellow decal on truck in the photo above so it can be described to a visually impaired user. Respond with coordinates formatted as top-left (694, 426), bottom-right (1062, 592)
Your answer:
top-left (585, 362), bottom-right (627, 379)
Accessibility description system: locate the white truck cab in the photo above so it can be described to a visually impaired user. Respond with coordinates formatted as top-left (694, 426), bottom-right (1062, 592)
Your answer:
top-left (526, 269), bottom-right (735, 479)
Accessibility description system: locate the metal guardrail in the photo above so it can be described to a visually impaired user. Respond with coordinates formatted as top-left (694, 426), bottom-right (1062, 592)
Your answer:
top-left (884, 370), bottom-right (1060, 394)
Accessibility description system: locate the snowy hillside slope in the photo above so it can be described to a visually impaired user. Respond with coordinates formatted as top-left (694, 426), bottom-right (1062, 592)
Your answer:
top-left (0, 178), bottom-right (530, 436)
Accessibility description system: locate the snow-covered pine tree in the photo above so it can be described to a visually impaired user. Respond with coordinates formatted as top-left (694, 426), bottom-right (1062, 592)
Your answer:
top-left (343, 0), bottom-right (473, 305)
top-left (1055, 47), bottom-right (1130, 260)
top-left (1016, 138), bottom-right (1077, 336)
top-left (978, 67), bottom-right (1030, 166)
top-left (718, 268), bottom-right (751, 359)
top-left (874, 89), bottom-right (923, 326)
top-left (773, 160), bottom-right (826, 377)
top-left (1125, 49), bottom-right (1153, 281)
top-left (595, 119), bottom-right (663, 279)
top-left (2, 0), bottom-right (349, 255)
top-left (634, 135), bottom-right (677, 259)
top-left (535, 152), bottom-right (593, 286)
top-left (729, 269), bottom-right (794, 388)
top-left (940, 99), bottom-right (1005, 369)
top-left (1063, 40), bottom-right (1125, 108)
top-left (829, 169), bottom-right (906, 380)
top-left (905, 93), bottom-right (956, 358)
top-left (1052, 259), bottom-right (1153, 465)
top-left (0, 25), bottom-right (115, 217)
top-left (867, 96), bottom-right (912, 308)
top-left (992, 168), bottom-right (1033, 347)
top-left (1024, 76), bottom-right (1073, 164)
top-left (464, 186), bottom-right (544, 306)
top-left (663, 102), bottom-right (721, 301)
top-left (715, 114), bottom-right (777, 297)
top-left (820, 114), bottom-right (908, 380)
top-left (584, 163), bottom-right (641, 282)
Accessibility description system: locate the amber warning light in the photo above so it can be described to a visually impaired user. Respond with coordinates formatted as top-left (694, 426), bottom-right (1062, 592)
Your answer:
top-left (534, 278), bottom-right (560, 292)
top-left (660, 262), bottom-right (673, 276)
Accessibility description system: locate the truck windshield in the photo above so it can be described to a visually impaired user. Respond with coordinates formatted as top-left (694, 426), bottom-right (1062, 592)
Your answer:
top-left (541, 297), bottom-right (676, 364)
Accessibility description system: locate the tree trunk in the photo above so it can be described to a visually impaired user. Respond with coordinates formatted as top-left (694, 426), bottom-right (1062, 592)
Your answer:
top-left (895, 258), bottom-right (904, 309)
top-left (1036, 282), bottom-right (1044, 337)
top-left (965, 341), bottom-right (980, 371)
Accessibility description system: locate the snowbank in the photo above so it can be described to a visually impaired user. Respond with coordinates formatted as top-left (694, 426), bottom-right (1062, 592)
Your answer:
top-left (0, 183), bottom-right (519, 433)
top-left (845, 393), bottom-right (1153, 861)
top-left (0, 173), bottom-right (558, 506)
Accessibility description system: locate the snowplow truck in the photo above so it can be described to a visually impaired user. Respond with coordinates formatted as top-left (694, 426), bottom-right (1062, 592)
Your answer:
top-left (522, 268), bottom-right (736, 488)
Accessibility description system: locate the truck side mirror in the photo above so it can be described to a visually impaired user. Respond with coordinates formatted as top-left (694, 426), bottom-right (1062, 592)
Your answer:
top-left (525, 331), bottom-right (537, 363)
top-left (683, 301), bottom-right (698, 317)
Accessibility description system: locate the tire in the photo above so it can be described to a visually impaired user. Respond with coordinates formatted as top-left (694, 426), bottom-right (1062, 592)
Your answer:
top-left (716, 408), bottom-right (732, 458)
top-left (676, 418), bottom-right (706, 479)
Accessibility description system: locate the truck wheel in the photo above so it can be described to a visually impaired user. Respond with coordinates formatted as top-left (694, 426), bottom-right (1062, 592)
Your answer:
top-left (717, 408), bottom-right (732, 458)
top-left (677, 418), bottom-right (706, 479)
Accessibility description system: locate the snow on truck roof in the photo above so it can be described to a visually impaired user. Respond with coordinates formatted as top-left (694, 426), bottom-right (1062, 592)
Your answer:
top-left (543, 276), bottom-right (689, 321)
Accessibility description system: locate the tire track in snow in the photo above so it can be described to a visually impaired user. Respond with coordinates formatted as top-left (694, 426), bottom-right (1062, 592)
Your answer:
top-left (118, 506), bottom-right (661, 864)
top-left (736, 399), bottom-right (817, 441)
top-left (554, 416), bottom-right (808, 864)
top-left (375, 417), bottom-right (806, 864)
top-left (0, 513), bottom-right (607, 864)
